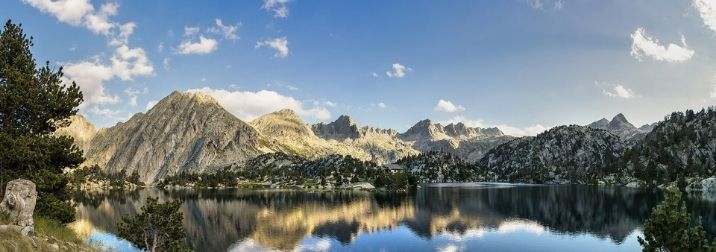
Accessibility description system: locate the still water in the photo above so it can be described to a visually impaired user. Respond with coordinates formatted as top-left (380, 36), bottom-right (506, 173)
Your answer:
top-left (70, 184), bottom-right (716, 252)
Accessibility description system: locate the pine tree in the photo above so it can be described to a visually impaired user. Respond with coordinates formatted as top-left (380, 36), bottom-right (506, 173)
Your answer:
top-left (638, 187), bottom-right (714, 252)
top-left (0, 20), bottom-right (83, 223)
top-left (117, 198), bottom-right (189, 252)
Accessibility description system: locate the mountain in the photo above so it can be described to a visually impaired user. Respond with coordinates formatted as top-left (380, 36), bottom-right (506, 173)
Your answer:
top-left (55, 114), bottom-right (97, 153)
top-left (82, 91), bottom-right (265, 184)
top-left (587, 113), bottom-right (643, 139)
top-left (251, 110), bottom-right (417, 163)
top-left (398, 119), bottom-right (452, 142)
top-left (622, 108), bottom-right (716, 186)
top-left (311, 115), bottom-right (398, 141)
top-left (310, 115), bottom-right (417, 163)
top-left (479, 125), bottom-right (625, 183)
top-left (638, 123), bottom-right (657, 132)
top-left (397, 151), bottom-right (480, 183)
top-left (396, 119), bottom-right (512, 162)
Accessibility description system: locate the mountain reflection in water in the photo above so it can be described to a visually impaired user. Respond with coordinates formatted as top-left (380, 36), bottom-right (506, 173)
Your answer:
top-left (71, 184), bottom-right (716, 252)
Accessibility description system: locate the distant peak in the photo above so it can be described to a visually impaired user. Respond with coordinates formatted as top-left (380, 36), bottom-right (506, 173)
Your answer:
top-left (272, 109), bottom-right (299, 117)
top-left (334, 115), bottom-right (356, 125)
top-left (612, 113), bottom-right (628, 122)
top-left (171, 91), bottom-right (220, 105)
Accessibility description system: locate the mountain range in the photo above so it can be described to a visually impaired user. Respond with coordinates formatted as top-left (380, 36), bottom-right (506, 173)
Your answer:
top-left (61, 91), bottom-right (521, 183)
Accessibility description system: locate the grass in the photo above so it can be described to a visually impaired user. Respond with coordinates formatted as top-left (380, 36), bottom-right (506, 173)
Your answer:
top-left (0, 212), bottom-right (95, 252)
top-left (33, 217), bottom-right (82, 244)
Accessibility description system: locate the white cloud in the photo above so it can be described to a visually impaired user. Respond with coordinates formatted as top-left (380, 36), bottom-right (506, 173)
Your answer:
top-left (88, 106), bottom-right (120, 117)
top-left (183, 26), bottom-right (200, 37)
top-left (377, 102), bottom-right (387, 108)
top-left (109, 22), bottom-right (135, 46)
top-left (693, 0), bottom-right (716, 34)
top-left (256, 37), bottom-right (289, 58)
top-left (496, 124), bottom-right (548, 137)
top-left (209, 19), bottom-right (239, 40)
top-left (602, 84), bottom-right (635, 99)
top-left (554, 0), bottom-right (564, 10)
top-left (440, 115), bottom-right (487, 128)
top-left (124, 88), bottom-right (140, 106)
top-left (262, 0), bottom-right (290, 18)
top-left (186, 87), bottom-right (332, 121)
top-left (158, 42), bottom-right (164, 53)
top-left (64, 45), bottom-right (154, 107)
top-left (163, 58), bottom-right (171, 71)
top-left (178, 36), bottom-right (219, 55)
top-left (386, 63), bottom-right (411, 78)
top-left (25, 0), bottom-right (154, 114)
top-left (529, 0), bottom-right (544, 9)
top-left (434, 99), bottom-right (466, 113)
top-left (83, 2), bottom-right (117, 35)
top-left (528, 0), bottom-right (563, 10)
top-left (440, 115), bottom-right (548, 137)
top-left (371, 72), bottom-right (380, 78)
top-left (22, 0), bottom-right (93, 26)
top-left (145, 100), bottom-right (158, 111)
top-left (630, 28), bottom-right (694, 63)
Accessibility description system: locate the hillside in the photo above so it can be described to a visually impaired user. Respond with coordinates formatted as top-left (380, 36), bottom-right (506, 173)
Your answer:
top-left (479, 125), bottom-right (626, 183)
top-left (622, 108), bottom-right (716, 186)
top-left (82, 91), bottom-right (265, 184)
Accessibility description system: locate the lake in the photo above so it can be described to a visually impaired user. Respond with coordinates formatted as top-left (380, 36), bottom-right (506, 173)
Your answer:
top-left (70, 184), bottom-right (716, 252)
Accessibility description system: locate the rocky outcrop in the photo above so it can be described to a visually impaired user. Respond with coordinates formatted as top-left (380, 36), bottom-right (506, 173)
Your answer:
top-left (587, 113), bottom-right (643, 140)
top-left (311, 115), bottom-right (398, 141)
top-left (479, 125), bottom-right (626, 183)
top-left (0, 179), bottom-right (37, 236)
top-left (54, 114), bottom-right (97, 153)
top-left (83, 91), bottom-right (265, 184)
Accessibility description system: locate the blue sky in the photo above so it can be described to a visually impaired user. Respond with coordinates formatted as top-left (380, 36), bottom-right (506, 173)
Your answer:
top-left (3, 0), bottom-right (716, 136)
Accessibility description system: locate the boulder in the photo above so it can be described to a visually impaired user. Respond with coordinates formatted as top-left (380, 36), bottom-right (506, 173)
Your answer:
top-left (702, 177), bottom-right (716, 192)
top-left (0, 179), bottom-right (37, 235)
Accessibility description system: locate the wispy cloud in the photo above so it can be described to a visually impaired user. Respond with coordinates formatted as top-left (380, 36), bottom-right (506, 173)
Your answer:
top-left (630, 27), bottom-right (694, 63)
top-left (262, 0), bottom-right (290, 18)
top-left (434, 99), bottom-right (465, 113)
top-left (178, 36), bottom-right (219, 55)
top-left (187, 87), bottom-right (332, 121)
top-left (386, 63), bottom-right (411, 78)
top-left (256, 37), bottom-right (289, 58)
top-left (693, 0), bottom-right (716, 35)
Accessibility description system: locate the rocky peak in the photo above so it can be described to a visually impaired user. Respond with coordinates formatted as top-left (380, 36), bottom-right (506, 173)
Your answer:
top-left (83, 91), bottom-right (263, 184)
top-left (55, 114), bottom-right (97, 153)
top-left (607, 113), bottom-right (636, 131)
top-left (588, 118), bottom-right (610, 130)
top-left (311, 115), bottom-right (361, 140)
top-left (251, 109), bottom-right (315, 138)
top-left (442, 122), bottom-right (504, 139)
top-left (399, 119), bottom-right (449, 141)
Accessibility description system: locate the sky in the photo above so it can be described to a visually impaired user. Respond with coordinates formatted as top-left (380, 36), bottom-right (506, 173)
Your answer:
top-left (2, 0), bottom-right (716, 136)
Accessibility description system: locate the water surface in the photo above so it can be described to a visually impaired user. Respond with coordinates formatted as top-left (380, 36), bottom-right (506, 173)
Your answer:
top-left (70, 184), bottom-right (716, 251)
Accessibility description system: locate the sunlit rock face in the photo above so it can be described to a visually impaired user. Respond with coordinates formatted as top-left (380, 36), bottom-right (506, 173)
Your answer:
top-left (82, 91), bottom-right (264, 184)
top-left (55, 114), bottom-right (97, 153)
top-left (69, 185), bottom-right (684, 251)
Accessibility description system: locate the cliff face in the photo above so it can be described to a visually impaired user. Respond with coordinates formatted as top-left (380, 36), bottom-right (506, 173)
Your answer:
top-left (83, 91), bottom-right (264, 184)
top-left (54, 114), bottom-right (97, 153)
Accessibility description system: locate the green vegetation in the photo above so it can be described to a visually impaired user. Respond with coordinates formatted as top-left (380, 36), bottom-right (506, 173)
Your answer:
top-left (638, 187), bottom-right (716, 252)
top-left (0, 212), bottom-right (94, 252)
top-left (626, 108), bottom-right (716, 187)
top-left (117, 197), bottom-right (189, 252)
top-left (0, 20), bottom-right (84, 224)
top-left (68, 165), bottom-right (144, 189)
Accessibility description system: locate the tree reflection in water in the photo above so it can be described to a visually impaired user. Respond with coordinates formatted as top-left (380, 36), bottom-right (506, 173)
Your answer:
top-left (71, 185), bottom-right (716, 251)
